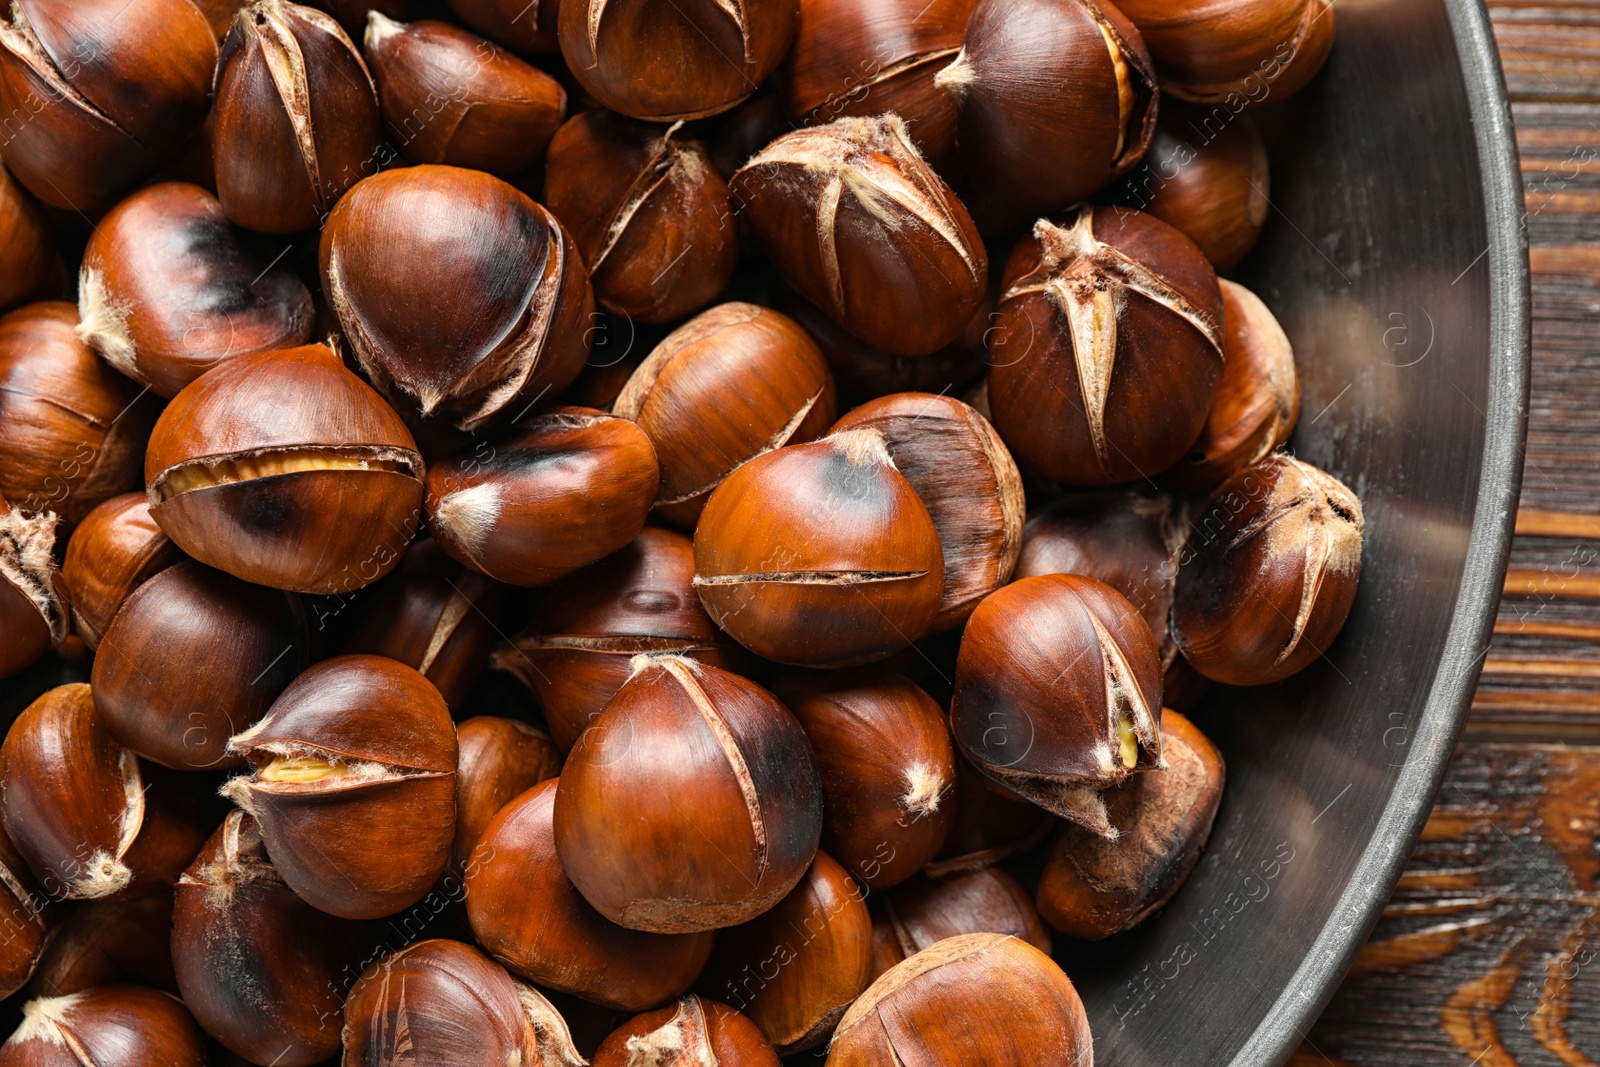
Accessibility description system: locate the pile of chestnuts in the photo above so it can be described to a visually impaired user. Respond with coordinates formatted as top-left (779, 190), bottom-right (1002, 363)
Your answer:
top-left (0, 0), bottom-right (1356, 1061)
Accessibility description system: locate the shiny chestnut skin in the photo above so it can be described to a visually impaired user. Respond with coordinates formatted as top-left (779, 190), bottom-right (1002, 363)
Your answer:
top-left (1172, 454), bottom-right (1363, 685)
top-left (492, 527), bottom-right (748, 752)
top-left (342, 939), bottom-right (585, 1067)
top-left (614, 303), bottom-right (836, 528)
top-left (0, 0), bottom-right (217, 211)
top-left (783, 0), bottom-right (975, 166)
top-left (592, 995), bottom-right (780, 1067)
top-left (223, 655), bottom-right (458, 920)
top-left (76, 183), bottom-right (313, 397)
top-left (0, 823), bottom-right (49, 999)
top-left (0, 165), bottom-right (61, 313)
top-left (927, 754), bottom-right (1052, 876)
top-left (872, 867), bottom-right (1050, 979)
top-left (0, 986), bottom-right (208, 1067)
top-left (143, 343), bottom-right (426, 596)
top-left (1037, 709), bottom-right (1224, 938)
top-left (1115, 0), bottom-right (1333, 105)
top-left (831, 393), bottom-right (1024, 630)
top-left (0, 495), bottom-right (67, 680)
top-left (553, 656), bottom-right (824, 933)
top-left (447, 0), bottom-right (558, 51)
top-left (1120, 109), bottom-right (1271, 271)
top-left (732, 115), bottom-right (988, 357)
top-left (557, 0), bottom-right (797, 121)
top-left (365, 13), bottom-right (567, 175)
top-left (452, 717), bottom-right (561, 873)
top-left (939, 0), bottom-right (1157, 227)
top-left (214, 0), bottom-right (381, 233)
top-left (0, 685), bottom-right (206, 901)
top-left (427, 408), bottom-right (659, 587)
top-left (467, 779), bottom-right (714, 1010)
top-left (544, 111), bottom-right (736, 324)
top-left (172, 810), bottom-right (363, 1066)
top-left (0, 303), bottom-right (157, 528)
top-left (321, 165), bottom-right (593, 433)
top-left (699, 852), bottom-right (873, 1053)
top-left (694, 430), bottom-right (945, 669)
top-left (774, 670), bottom-right (956, 890)
top-left (1167, 279), bottom-right (1299, 489)
top-left (59, 493), bottom-right (184, 650)
top-left (951, 575), bottom-right (1163, 837)
top-left (345, 538), bottom-right (502, 710)
top-left (828, 934), bottom-right (1091, 1067)
top-left (27, 893), bottom-right (174, 998)
top-left (91, 560), bottom-right (308, 771)
top-left (987, 205), bottom-right (1225, 486)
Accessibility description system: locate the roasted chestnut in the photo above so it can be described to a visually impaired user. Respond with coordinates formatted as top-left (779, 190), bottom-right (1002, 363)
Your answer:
top-left (213, 0), bottom-right (381, 233)
top-left (0, 164), bottom-right (60, 312)
top-left (365, 13), bottom-right (567, 175)
top-left (774, 670), bottom-right (956, 889)
top-left (926, 754), bottom-right (1053, 876)
top-left (553, 655), bottom-right (823, 933)
top-left (1036, 709), bottom-right (1224, 938)
top-left (321, 164), bottom-right (593, 433)
top-left (950, 574), bottom-right (1162, 836)
top-left (544, 110), bottom-right (737, 324)
top-left (222, 655), bottom-right (458, 919)
top-left (1172, 454), bottom-right (1363, 685)
top-left (1166, 279), bottom-right (1299, 488)
top-left (75, 182), bottom-right (313, 398)
top-left (91, 560), bottom-right (308, 771)
top-left (342, 939), bottom-right (585, 1067)
top-left (987, 205), bottom-right (1225, 485)
top-left (0, 822), bottom-right (48, 999)
top-left (0, 303), bottom-right (157, 527)
top-left (694, 429), bottom-right (945, 668)
top-left (557, 0), bottom-right (797, 121)
top-left (59, 493), bottom-right (184, 651)
top-left (0, 985), bottom-right (207, 1067)
top-left (27, 893), bottom-right (174, 997)
top-left (699, 852), bottom-right (873, 1053)
top-left (937, 0), bottom-right (1157, 226)
top-left (831, 393), bottom-right (1024, 630)
top-left (143, 343), bottom-right (426, 595)
top-left (731, 115), bottom-right (988, 356)
top-left (1114, 0), bottom-right (1333, 105)
top-left (172, 809), bottom-right (363, 1066)
top-left (492, 527), bottom-right (748, 752)
top-left (452, 717), bottom-right (561, 873)
top-left (0, 0), bottom-right (217, 211)
top-left (0, 496), bottom-right (67, 680)
top-left (0, 685), bottom-right (206, 900)
top-left (872, 866), bottom-right (1050, 979)
top-left (445, 0), bottom-right (558, 52)
top-left (828, 933), bottom-right (1091, 1067)
top-left (613, 302), bottom-right (836, 528)
top-left (467, 779), bottom-right (714, 1010)
top-left (591, 995), bottom-right (780, 1067)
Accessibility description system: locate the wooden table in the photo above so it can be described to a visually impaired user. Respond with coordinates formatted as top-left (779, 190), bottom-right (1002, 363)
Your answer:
top-left (1296, 3), bottom-right (1600, 1061)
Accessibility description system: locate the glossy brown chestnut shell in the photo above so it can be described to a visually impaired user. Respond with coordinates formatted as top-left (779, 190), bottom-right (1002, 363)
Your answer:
top-left (59, 493), bottom-right (184, 651)
top-left (591, 995), bottom-right (780, 1067)
top-left (452, 716), bottom-right (561, 873)
top-left (0, 496), bottom-right (67, 681)
top-left (0, 164), bottom-right (61, 313)
top-left (27, 893), bottom-right (174, 998)
top-left (0, 985), bottom-right (208, 1067)
top-left (0, 823), bottom-right (48, 999)
top-left (872, 866), bottom-right (1051, 980)
top-left (1114, 0), bottom-right (1334, 105)
top-left (445, 0), bottom-right (559, 51)
top-left (926, 754), bottom-right (1053, 876)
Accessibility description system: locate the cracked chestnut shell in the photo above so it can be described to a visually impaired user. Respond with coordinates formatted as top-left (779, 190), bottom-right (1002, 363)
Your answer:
top-left (214, 0), bottom-right (381, 233)
top-left (951, 574), bottom-right (1162, 837)
top-left (614, 303), bottom-right (836, 529)
top-left (1172, 454), bottom-right (1363, 685)
top-left (557, 0), bottom-right (797, 121)
top-left (75, 183), bottom-right (312, 398)
top-left (927, 754), bottom-right (1052, 876)
top-left (0, 822), bottom-right (49, 999)
top-left (492, 527), bottom-right (748, 752)
top-left (0, 164), bottom-right (61, 313)
top-left (0, 0), bottom-right (217, 211)
top-left (426, 407), bottom-right (659, 588)
top-left (143, 343), bottom-right (425, 596)
top-left (321, 165), bottom-right (593, 433)
top-left (172, 809), bottom-right (363, 1066)
top-left (365, 13), bottom-right (567, 175)
top-left (0, 986), bottom-right (207, 1067)
top-left (774, 670), bottom-right (956, 890)
top-left (871, 867), bottom-right (1051, 980)
top-left (467, 779), bottom-right (714, 1011)
top-left (222, 654), bottom-right (458, 920)
top-left (342, 939), bottom-right (584, 1067)
top-left (828, 933), bottom-right (1090, 1067)
top-left (987, 205), bottom-right (1225, 486)
top-left (545, 110), bottom-right (736, 324)
top-left (732, 115), bottom-right (987, 357)
top-left (1037, 709), bottom-right (1223, 939)
top-left (694, 429), bottom-right (944, 669)
top-left (831, 393), bottom-right (1024, 630)
top-left (452, 717), bottom-right (561, 874)
top-left (553, 655), bottom-right (823, 933)
top-left (592, 995), bottom-right (779, 1067)
top-left (91, 560), bottom-right (308, 771)
top-left (1114, 0), bottom-right (1333, 105)
top-left (0, 495), bottom-right (67, 680)
top-left (60, 493), bottom-right (183, 651)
